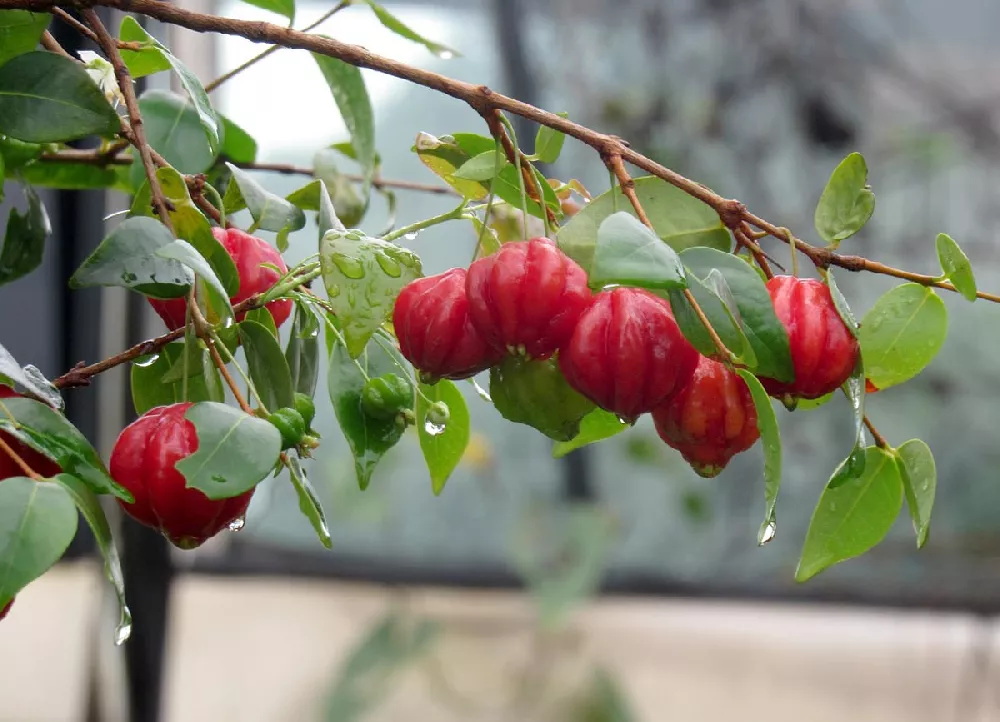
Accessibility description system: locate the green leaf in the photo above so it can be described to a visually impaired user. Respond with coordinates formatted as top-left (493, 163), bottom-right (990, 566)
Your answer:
top-left (117, 16), bottom-right (171, 78)
top-left (285, 454), bottom-right (331, 549)
top-left (219, 114), bottom-right (257, 164)
top-left (245, 306), bottom-right (278, 337)
top-left (896, 439), bottom-right (935, 549)
top-left (18, 160), bottom-right (131, 191)
top-left (681, 247), bottom-right (793, 382)
top-left (318, 179), bottom-right (345, 240)
top-left (935, 233), bottom-right (976, 302)
top-left (557, 176), bottom-right (730, 271)
top-left (117, 17), bottom-right (220, 153)
top-left (174, 402), bottom-right (282, 500)
top-left (452, 149), bottom-right (506, 181)
top-left (0, 11), bottom-right (50, 67)
top-left (156, 239), bottom-right (232, 319)
top-left (795, 447), bottom-right (903, 582)
top-left (54, 473), bottom-right (131, 644)
top-left (312, 53), bottom-right (375, 189)
top-left (825, 270), bottom-right (860, 339)
top-left (859, 283), bottom-right (948, 391)
top-left (328, 337), bottom-right (410, 490)
top-left (135, 90), bottom-right (216, 185)
top-left (416, 380), bottom-right (469, 495)
top-left (0, 343), bottom-right (61, 409)
top-left (362, 0), bottom-right (458, 58)
top-left (70, 216), bottom-right (193, 299)
top-left (0, 396), bottom-right (131, 500)
top-left (814, 152), bottom-right (875, 245)
top-left (285, 301), bottom-right (320, 397)
top-left (320, 229), bottom-right (421, 358)
top-left (668, 274), bottom-right (751, 362)
top-left (131, 342), bottom-right (224, 415)
top-left (590, 212), bottom-right (687, 291)
top-left (0, 51), bottom-right (120, 143)
top-left (0, 136), bottom-right (41, 172)
top-left (0, 183), bottom-right (49, 287)
top-left (534, 115), bottom-right (567, 164)
top-left (313, 149), bottom-right (367, 227)
top-left (225, 163), bottom-right (305, 245)
top-left (238, 0), bottom-right (294, 23)
top-left (239, 320), bottom-right (295, 413)
top-left (0, 476), bottom-right (77, 607)
top-left (736, 370), bottom-right (782, 545)
top-left (413, 132), bottom-right (490, 200)
top-left (552, 408), bottom-right (628, 458)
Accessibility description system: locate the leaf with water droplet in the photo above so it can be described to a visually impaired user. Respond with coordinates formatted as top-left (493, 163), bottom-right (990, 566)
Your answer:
top-left (53, 473), bottom-right (131, 644)
top-left (935, 232), bottom-right (976, 302)
top-left (895, 439), bottom-right (936, 549)
top-left (736, 370), bottom-right (782, 545)
top-left (840, 355), bottom-right (867, 477)
top-left (416, 381), bottom-right (469, 495)
top-left (320, 229), bottom-right (422, 358)
top-left (859, 283), bottom-right (948, 391)
top-left (796, 447), bottom-right (903, 582)
top-left (0, 343), bottom-right (62, 410)
top-left (285, 453), bottom-right (331, 548)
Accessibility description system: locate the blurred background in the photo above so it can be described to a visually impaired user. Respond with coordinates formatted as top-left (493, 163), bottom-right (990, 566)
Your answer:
top-left (2, 0), bottom-right (1000, 720)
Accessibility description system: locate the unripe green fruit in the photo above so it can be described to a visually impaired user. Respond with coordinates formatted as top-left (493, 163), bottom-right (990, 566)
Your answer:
top-left (293, 393), bottom-right (316, 428)
top-left (268, 408), bottom-right (307, 450)
top-left (361, 374), bottom-right (413, 420)
top-left (490, 355), bottom-right (595, 442)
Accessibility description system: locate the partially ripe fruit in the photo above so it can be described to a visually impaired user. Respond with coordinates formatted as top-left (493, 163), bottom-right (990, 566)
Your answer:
top-left (652, 357), bottom-right (759, 478)
top-left (0, 386), bottom-right (61, 479)
top-left (110, 402), bottom-right (255, 549)
top-left (147, 227), bottom-right (293, 331)
top-left (559, 287), bottom-right (699, 422)
top-left (758, 275), bottom-right (859, 401)
top-left (393, 268), bottom-right (501, 381)
top-left (466, 237), bottom-right (591, 359)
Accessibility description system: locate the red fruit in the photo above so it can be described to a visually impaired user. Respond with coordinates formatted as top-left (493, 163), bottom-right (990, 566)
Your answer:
top-left (0, 598), bottom-right (12, 621)
top-left (393, 268), bottom-right (501, 381)
top-left (653, 357), bottom-right (759, 478)
top-left (109, 402), bottom-right (254, 549)
top-left (466, 238), bottom-right (591, 359)
top-left (0, 386), bottom-right (61, 479)
top-left (759, 276), bottom-right (859, 400)
top-left (559, 287), bottom-right (699, 422)
top-left (147, 227), bottom-right (293, 330)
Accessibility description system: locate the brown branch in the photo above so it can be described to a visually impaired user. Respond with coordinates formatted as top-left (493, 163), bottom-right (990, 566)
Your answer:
top-left (40, 29), bottom-right (75, 58)
top-left (81, 9), bottom-right (174, 230)
top-left (734, 223), bottom-right (775, 279)
top-left (0, 435), bottom-right (42, 480)
top-left (483, 110), bottom-right (558, 229)
top-left (205, 335), bottom-right (253, 414)
top-left (186, 173), bottom-right (224, 225)
top-left (863, 416), bottom-right (889, 449)
top-left (50, 8), bottom-right (145, 50)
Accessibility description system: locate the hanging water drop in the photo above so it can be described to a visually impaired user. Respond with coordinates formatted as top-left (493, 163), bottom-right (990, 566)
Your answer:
top-left (471, 378), bottom-right (491, 402)
top-left (423, 400), bottom-right (450, 436)
top-left (115, 607), bottom-right (133, 646)
top-left (436, 50), bottom-right (455, 60)
top-left (403, 231), bottom-right (419, 241)
top-left (228, 515), bottom-right (246, 532)
top-left (424, 418), bottom-right (446, 436)
top-left (757, 520), bottom-right (776, 545)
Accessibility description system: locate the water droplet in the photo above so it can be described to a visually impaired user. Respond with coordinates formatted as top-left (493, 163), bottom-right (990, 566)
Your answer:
top-left (331, 252), bottom-right (365, 279)
top-left (121, 271), bottom-right (138, 284)
top-left (211, 474), bottom-right (227, 484)
top-left (436, 49), bottom-right (455, 60)
top-left (228, 515), bottom-right (246, 532)
top-left (374, 250), bottom-right (402, 278)
top-left (115, 607), bottom-right (133, 646)
top-left (135, 355), bottom-right (160, 368)
top-left (328, 285), bottom-right (341, 298)
top-left (470, 378), bottom-right (491, 402)
top-left (424, 418), bottom-right (446, 436)
top-left (403, 232), bottom-right (419, 241)
top-left (757, 520), bottom-right (776, 545)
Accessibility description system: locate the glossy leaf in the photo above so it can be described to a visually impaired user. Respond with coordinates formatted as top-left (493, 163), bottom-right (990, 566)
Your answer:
top-left (239, 320), bottom-right (295, 413)
top-left (70, 216), bottom-right (192, 299)
top-left (534, 116), bottom-right (567, 164)
top-left (313, 53), bottom-right (375, 189)
top-left (0, 183), bottom-right (49, 287)
top-left (736, 370), bottom-right (782, 545)
top-left (681, 247), bottom-right (794, 381)
top-left (318, 178), bottom-right (345, 240)
top-left (0, 344), bottom-right (61, 409)
top-left (825, 270), bottom-right (860, 339)
top-left (842, 357), bottom-right (867, 476)
top-left (0, 396), bottom-right (131, 500)
top-left (557, 176), bottom-right (730, 271)
top-left (0, 476), bottom-right (77, 607)
top-left (362, 0), bottom-right (458, 58)
top-left (156, 239), bottom-right (232, 319)
top-left (313, 149), bottom-right (367, 228)
top-left (18, 160), bottom-right (131, 191)
top-left (219, 114), bottom-right (257, 164)
top-left (896, 439), bottom-right (936, 549)
top-left (131, 342), bottom-right (225, 415)
top-left (0, 11), bottom-right (50, 67)
top-left (320, 229), bottom-right (421, 358)
top-left (117, 16), bottom-right (171, 78)
top-left (935, 233), bottom-right (976, 302)
top-left (286, 454), bottom-right (331, 549)
top-left (0, 136), bottom-right (42, 172)
top-left (552, 408), bottom-right (628, 458)
top-left (175, 402), bottom-right (282, 500)
top-left (285, 302), bottom-right (320, 397)
top-left (413, 132), bottom-right (489, 200)
top-left (245, 306), bottom-right (278, 338)
top-left (328, 337), bottom-right (410, 490)
top-left (54, 473), bottom-right (131, 644)
top-left (590, 212), bottom-right (687, 291)
top-left (814, 152), bottom-right (875, 245)
top-left (0, 52), bottom-right (119, 143)
top-left (452, 149), bottom-right (507, 181)
top-left (238, 0), bottom-right (294, 23)
top-left (416, 380), bottom-right (469, 495)
top-left (859, 283), bottom-right (947, 391)
top-left (668, 274), bottom-right (752, 363)
top-left (796, 447), bottom-right (903, 582)
top-left (225, 163), bottom-right (305, 246)
top-left (135, 90), bottom-right (216, 185)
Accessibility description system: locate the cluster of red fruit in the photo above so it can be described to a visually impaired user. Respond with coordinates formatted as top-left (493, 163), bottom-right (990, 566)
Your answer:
top-left (394, 237), bottom-right (859, 477)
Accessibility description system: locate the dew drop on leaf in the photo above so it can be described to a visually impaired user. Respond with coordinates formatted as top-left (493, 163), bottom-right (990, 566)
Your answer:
top-left (115, 607), bottom-right (133, 646)
top-left (330, 252), bottom-right (365, 279)
top-left (758, 520), bottom-right (776, 545)
top-left (424, 418), bottom-right (446, 436)
top-left (403, 232), bottom-right (419, 241)
top-left (374, 250), bottom-right (402, 278)
top-left (437, 50), bottom-right (455, 60)
top-left (228, 515), bottom-right (246, 532)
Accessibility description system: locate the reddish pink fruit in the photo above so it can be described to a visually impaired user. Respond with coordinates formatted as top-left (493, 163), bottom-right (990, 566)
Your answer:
top-left (0, 386), bottom-right (61, 479)
top-left (147, 227), bottom-right (292, 330)
top-left (759, 276), bottom-right (859, 400)
top-left (559, 287), bottom-right (699, 422)
top-left (653, 357), bottom-right (760, 477)
top-left (466, 238), bottom-right (592, 359)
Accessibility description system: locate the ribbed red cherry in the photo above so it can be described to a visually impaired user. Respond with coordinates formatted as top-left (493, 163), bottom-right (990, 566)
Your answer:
top-left (758, 275), bottom-right (859, 400)
top-left (466, 238), bottom-right (592, 359)
top-left (653, 356), bottom-right (759, 478)
top-left (147, 227), bottom-right (292, 330)
top-left (559, 287), bottom-right (699, 422)
top-left (393, 268), bottom-right (502, 381)
top-left (0, 386), bottom-right (61, 479)
top-left (110, 403), bottom-right (255, 549)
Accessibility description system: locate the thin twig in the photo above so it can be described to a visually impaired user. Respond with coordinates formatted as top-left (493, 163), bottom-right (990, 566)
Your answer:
top-left (863, 415), bottom-right (889, 449)
top-left (40, 30), bottom-right (75, 58)
top-left (82, 9), bottom-right (174, 230)
top-left (50, 8), bottom-right (144, 50)
top-left (734, 223), bottom-right (775, 279)
top-left (205, 335), bottom-right (253, 414)
top-left (483, 110), bottom-right (558, 229)
top-left (0, 436), bottom-right (42, 480)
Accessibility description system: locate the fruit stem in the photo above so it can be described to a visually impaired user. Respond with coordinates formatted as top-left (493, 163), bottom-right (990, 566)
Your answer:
top-left (734, 223), bottom-right (776, 279)
top-left (863, 415), bottom-right (889, 449)
top-left (207, 332), bottom-right (265, 415)
top-left (0, 436), bottom-right (41, 481)
top-left (382, 200), bottom-right (468, 242)
top-left (259, 262), bottom-right (323, 305)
